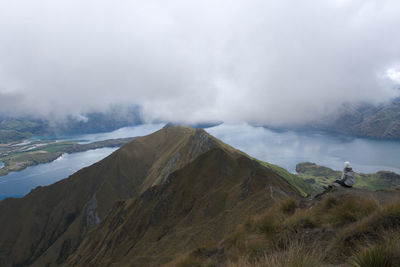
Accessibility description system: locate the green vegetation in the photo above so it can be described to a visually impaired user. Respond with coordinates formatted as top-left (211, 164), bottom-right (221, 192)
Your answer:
top-left (259, 161), bottom-right (313, 196)
top-left (296, 162), bottom-right (400, 192)
top-left (279, 197), bottom-right (296, 214)
top-left (40, 141), bottom-right (75, 153)
top-left (351, 243), bottom-right (400, 267)
top-left (0, 138), bottom-right (133, 176)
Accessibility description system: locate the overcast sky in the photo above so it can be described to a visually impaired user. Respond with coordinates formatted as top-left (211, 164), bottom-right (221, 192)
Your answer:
top-left (0, 0), bottom-right (400, 125)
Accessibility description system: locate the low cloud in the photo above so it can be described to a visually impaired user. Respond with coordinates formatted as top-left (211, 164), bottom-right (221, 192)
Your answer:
top-left (0, 0), bottom-right (399, 125)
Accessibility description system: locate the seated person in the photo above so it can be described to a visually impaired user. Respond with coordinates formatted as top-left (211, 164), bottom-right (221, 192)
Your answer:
top-left (333, 161), bottom-right (354, 188)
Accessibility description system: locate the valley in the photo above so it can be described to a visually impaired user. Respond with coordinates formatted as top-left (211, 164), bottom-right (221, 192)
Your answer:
top-left (0, 126), bottom-right (399, 267)
top-left (1, 2), bottom-right (399, 266)
top-left (0, 137), bottom-right (134, 177)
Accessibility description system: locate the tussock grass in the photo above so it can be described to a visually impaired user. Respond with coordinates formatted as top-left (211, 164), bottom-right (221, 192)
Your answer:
top-left (226, 241), bottom-right (326, 267)
top-left (351, 245), bottom-right (393, 267)
top-left (168, 195), bottom-right (400, 267)
top-left (284, 209), bottom-right (316, 230)
top-left (258, 217), bottom-right (279, 236)
top-left (279, 198), bottom-right (296, 214)
top-left (326, 195), bottom-right (378, 227)
top-left (334, 200), bottom-right (400, 256)
top-left (349, 232), bottom-right (400, 267)
top-left (164, 251), bottom-right (216, 267)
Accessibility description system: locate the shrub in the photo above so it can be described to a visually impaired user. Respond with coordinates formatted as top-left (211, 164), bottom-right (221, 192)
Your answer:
top-left (285, 209), bottom-right (316, 230)
top-left (333, 201), bottom-right (400, 259)
top-left (258, 218), bottom-right (278, 236)
top-left (280, 198), bottom-right (296, 214)
top-left (327, 196), bottom-right (378, 227)
top-left (263, 241), bottom-right (325, 267)
top-left (350, 245), bottom-right (393, 267)
top-left (226, 241), bottom-right (325, 267)
top-left (323, 195), bottom-right (337, 209)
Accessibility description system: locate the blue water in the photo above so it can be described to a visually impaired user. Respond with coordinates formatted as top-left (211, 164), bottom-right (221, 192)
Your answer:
top-left (206, 124), bottom-right (400, 174)
top-left (0, 147), bottom-right (118, 199)
top-left (61, 123), bottom-right (166, 144)
top-left (0, 123), bottom-right (165, 200)
top-left (1, 123), bottom-right (400, 200)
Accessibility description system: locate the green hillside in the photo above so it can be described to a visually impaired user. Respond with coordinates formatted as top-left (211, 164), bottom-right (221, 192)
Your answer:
top-left (296, 162), bottom-right (400, 191)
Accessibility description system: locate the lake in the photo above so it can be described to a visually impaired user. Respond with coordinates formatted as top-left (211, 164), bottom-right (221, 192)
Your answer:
top-left (0, 124), bottom-right (165, 200)
top-left (0, 147), bottom-right (118, 200)
top-left (206, 124), bottom-right (400, 174)
top-left (1, 123), bottom-right (400, 200)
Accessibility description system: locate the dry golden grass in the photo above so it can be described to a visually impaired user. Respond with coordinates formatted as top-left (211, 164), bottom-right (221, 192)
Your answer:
top-left (279, 197), bottom-right (297, 214)
top-left (349, 231), bottom-right (400, 267)
top-left (166, 194), bottom-right (400, 267)
top-left (226, 241), bottom-right (326, 267)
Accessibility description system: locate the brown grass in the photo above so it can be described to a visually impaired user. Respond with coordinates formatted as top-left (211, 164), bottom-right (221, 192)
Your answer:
top-left (349, 231), bottom-right (400, 267)
top-left (166, 195), bottom-right (400, 267)
top-left (279, 198), bottom-right (297, 215)
top-left (226, 241), bottom-right (326, 267)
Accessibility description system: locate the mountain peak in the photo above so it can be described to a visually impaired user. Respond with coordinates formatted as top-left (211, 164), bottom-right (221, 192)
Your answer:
top-left (0, 127), bottom-right (300, 267)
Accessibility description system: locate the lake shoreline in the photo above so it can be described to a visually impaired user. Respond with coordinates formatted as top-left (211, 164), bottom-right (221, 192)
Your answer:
top-left (0, 137), bottom-right (134, 177)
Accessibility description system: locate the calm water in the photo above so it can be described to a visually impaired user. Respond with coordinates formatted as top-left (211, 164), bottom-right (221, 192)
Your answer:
top-left (1, 123), bottom-right (400, 200)
top-left (207, 124), bottom-right (400, 174)
top-left (0, 147), bottom-right (118, 199)
top-left (0, 124), bottom-right (165, 200)
top-left (65, 123), bottom-right (165, 143)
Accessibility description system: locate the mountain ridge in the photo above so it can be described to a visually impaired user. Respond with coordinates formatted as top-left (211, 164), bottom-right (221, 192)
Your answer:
top-left (0, 125), bottom-right (301, 267)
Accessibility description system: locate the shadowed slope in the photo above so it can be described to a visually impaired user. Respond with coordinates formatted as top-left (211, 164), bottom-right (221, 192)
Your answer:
top-left (0, 126), bottom-right (300, 267)
top-left (0, 126), bottom-right (226, 267)
top-left (66, 148), bottom-right (299, 267)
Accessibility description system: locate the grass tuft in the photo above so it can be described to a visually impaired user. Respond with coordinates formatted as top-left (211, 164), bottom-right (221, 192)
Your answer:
top-left (327, 196), bottom-right (378, 227)
top-left (280, 198), bottom-right (296, 214)
top-left (350, 245), bottom-right (394, 267)
top-left (258, 218), bottom-right (279, 236)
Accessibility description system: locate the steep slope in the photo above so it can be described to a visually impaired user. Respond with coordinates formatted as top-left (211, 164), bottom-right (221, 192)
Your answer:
top-left (0, 126), bottom-right (300, 267)
top-left (0, 126), bottom-right (220, 266)
top-left (167, 186), bottom-right (400, 266)
top-left (66, 148), bottom-right (299, 267)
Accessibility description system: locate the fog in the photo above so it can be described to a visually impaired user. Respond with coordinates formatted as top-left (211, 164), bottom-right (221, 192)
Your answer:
top-left (1, 0), bottom-right (400, 126)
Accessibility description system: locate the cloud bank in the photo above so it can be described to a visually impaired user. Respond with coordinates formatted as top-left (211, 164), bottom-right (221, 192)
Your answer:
top-left (0, 0), bottom-right (400, 125)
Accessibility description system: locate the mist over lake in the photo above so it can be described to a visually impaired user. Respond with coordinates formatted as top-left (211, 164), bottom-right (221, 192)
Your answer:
top-left (207, 124), bottom-right (400, 174)
top-left (1, 123), bottom-right (400, 200)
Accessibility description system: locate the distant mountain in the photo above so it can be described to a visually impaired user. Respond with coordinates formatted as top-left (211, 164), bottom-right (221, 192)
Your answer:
top-left (311, 99), bottom-right (400, 139)
top-left (0, 126), bottom-right (300, 267)
top-left (0, 106), bottom-right (142, 143)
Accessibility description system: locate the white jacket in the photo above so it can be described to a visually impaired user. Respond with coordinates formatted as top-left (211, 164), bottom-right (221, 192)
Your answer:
top-left (340, 167), bottom-right (354, 187)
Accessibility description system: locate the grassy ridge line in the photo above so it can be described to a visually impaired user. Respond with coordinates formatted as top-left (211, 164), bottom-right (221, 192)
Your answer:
top-left (233, 151), bottom-right (312, 197)
top-left (257, 161), bottom-right (313, 196)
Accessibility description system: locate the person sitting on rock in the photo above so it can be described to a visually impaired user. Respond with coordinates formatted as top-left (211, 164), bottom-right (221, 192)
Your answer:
top-left (333, 161), bottom-right (354, 188)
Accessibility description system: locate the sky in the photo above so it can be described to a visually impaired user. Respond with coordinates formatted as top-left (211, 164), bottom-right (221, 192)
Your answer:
top-left (0, 0), bottom-right (400, 126)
